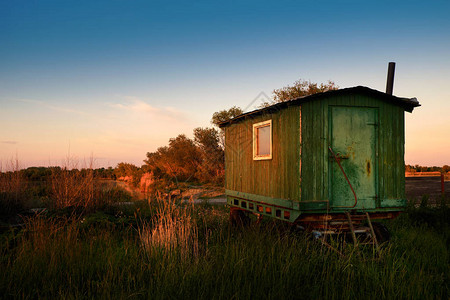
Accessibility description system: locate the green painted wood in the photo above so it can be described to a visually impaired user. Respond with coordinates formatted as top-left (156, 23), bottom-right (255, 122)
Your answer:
top-left (298, 200), bottom-right (329, 210)
top-left (226, 189), bottom-right (295, 209)
top-left (224, 106), bottom-right (301, 201)
top-left (225, 192), bottom-right (302, 222)
top-left (224, 90), bottom-right (407, 215)
top-left (301, 92), bottom-right (406, 211)
top-left (329, 106), bottom-right (377, 209)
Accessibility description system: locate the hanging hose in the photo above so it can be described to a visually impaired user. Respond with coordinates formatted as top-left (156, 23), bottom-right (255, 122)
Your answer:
top-left (328, 146), bottom-right (358, 208)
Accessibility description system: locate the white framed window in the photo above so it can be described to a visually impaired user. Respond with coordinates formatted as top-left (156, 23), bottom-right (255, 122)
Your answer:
top-left (253, 119), bottom-right (272, 160)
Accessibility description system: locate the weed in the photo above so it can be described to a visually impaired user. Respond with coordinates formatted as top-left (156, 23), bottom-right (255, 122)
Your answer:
top-left (420, 194), bottom-right (430, 208)
top-left (138, 197), bottom-right (199, 262)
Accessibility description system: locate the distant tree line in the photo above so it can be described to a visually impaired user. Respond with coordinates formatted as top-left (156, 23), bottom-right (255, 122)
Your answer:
top-left (406, 165), bottom-right (450, 173)
top-left (5, 163), bottom-right (447, 185)
top-left (0, 166), bottom-right (116, 182)
top-left (8, 79), bottom-right (448, 195)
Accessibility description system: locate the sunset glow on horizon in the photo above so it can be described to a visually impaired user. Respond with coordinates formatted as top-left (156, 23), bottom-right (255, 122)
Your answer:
top-left (1, 0), bottom-right (449, 169)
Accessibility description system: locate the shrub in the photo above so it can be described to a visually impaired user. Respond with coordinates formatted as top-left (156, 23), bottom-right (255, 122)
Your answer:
top-left (0, 159), bottom-right (29, 217)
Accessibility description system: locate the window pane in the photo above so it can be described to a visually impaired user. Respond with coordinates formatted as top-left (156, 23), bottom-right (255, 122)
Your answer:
top-left (257, 125), bottom-right (270, 155)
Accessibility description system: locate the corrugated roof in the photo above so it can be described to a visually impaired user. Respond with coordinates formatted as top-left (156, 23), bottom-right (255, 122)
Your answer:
top-left (218, 86), bottom-right (420, 128)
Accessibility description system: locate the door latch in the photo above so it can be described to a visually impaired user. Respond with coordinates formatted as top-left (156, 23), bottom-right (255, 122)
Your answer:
top-left (329, 152), bottom-right (349, 160)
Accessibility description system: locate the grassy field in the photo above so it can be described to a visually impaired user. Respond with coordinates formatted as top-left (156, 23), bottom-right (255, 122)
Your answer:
top-left (0, 171), bottom-right (449, 299)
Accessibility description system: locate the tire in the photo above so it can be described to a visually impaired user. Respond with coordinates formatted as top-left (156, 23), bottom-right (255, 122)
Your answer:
top-left (371, 222), bottom-right (391, 244)
top-left (230, 208), bottom-right (250, 227)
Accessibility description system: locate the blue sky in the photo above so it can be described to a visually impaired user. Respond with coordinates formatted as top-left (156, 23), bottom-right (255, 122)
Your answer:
top-left (1, 0), bottom-right (449, 168)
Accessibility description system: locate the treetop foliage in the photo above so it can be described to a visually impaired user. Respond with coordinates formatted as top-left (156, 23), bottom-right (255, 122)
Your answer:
top-left (259, 79), bottom-right (338, 107)
top-left (211, 106), bottom-right (243, 127)
top-left (144, 128), bottom-right (224, 187)
top-left (273, 79), bottom-right (338, 102)
top-left (114, 162), bottom-right (139, 178)
top-left (406, 164), bottom-right (450, 173)
top-left (144, 134), bottom-right (201, 182)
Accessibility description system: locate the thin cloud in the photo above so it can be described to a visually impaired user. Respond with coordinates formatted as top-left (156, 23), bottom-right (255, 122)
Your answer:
top-left (16, 99), bottom-right (89, 115)
top-left (1, 141), bottom-right (18, 144)
top-left (110, 96), bottom-right (187, 121)
top-left (111, 97), bottom-right (159, 114)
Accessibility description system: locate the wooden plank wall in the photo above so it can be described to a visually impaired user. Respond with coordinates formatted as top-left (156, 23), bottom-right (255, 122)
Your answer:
top-left (301, 93), bottom-right (406, 203)
top-left (224, 105), bottom-right (301, 201)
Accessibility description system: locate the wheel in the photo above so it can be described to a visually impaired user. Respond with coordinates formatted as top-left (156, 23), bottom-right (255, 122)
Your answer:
top-left (230, 208), bottom-right (250, 227)
top-left (371, 222), bottom-right (391, 244)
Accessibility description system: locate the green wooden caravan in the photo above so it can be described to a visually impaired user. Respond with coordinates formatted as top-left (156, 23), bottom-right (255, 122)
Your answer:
top-left (219, 86), bottom-right (420, 233)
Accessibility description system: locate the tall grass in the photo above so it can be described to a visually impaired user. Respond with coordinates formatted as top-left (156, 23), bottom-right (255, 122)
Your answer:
top-left (0, 157), bottom-right (132, 219)
top-left (139, 197), bottom-right (199, 261)
top-left (1, 163), bottom-right (448, 300)
top-left (1, 201), bottom-right (447, 299)
top-left (48, 157), bottom-right (99, 211)
top-left (0, 209), bottom-right (449, 299)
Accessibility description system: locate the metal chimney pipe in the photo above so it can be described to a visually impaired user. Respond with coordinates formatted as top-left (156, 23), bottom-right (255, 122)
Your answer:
top-left (386, 62), bottom-right (395, 95)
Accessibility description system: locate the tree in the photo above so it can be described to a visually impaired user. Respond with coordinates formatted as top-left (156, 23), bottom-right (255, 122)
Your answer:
top-left (114, 162), bottom-right (139, 178)
top-left (193, 127), bottom-right (224, 183)
top-left (211, 106), bottom-right (244, 149)
top-left (144, 134), bottom-right (201, 183)
top-left (211, 80), bottom-right (336, 126)
top-left (211, 106), bottom-right (243, 127)
top-left (405, 164), bottom-right (415, 173)
top-left (260, 79), bottom-right (338, 107)
top-left (194, 127), bottom-right (222, 154)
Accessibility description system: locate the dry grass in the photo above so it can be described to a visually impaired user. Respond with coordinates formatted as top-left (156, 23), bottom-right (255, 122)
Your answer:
top-left (50, 168), bottom-right (95, 209)
top-left (0, 157), bottom-right (29, 216)
top-left (49, 157), bottom-right (94, 210)
top-left (48, 156), bottom-right (119, 213)
top-left (0, 156), bottom-right (120, 218)
top-left (139, 197), bottom-right (199, 261)
top-left (1, 200), bottom-right (448, 299)
top-left (19, 214), bottom-right (78, 254)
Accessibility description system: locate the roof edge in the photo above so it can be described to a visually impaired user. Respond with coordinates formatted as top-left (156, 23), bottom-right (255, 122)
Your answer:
top-left (219, 86), bottom-right (420, 128)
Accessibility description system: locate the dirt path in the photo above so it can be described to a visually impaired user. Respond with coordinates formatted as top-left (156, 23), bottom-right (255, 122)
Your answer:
top-left (182, 196), bottom-right (227, 205)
